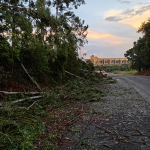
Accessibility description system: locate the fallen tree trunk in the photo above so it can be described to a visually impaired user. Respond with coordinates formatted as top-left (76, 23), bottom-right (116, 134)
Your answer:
top-left (0, 95), bottom-right (43, 106)
top-left (0, 91), bottom-right (44, 95)
top-left (12, 95), bottom-right (43, 103)
top-left (80, 69), bottom-right (94, 72)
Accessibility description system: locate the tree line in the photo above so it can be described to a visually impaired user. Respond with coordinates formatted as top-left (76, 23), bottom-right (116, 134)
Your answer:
top-left (124, 18), bottom-right (150, 72)
top-left (95, 64), bottom-right (130, 72)
top-left (0, 0), bottom-right (89, 85)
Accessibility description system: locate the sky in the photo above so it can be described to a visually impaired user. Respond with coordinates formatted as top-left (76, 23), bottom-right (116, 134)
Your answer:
top-left (74, 0), bottom-right (150, 59)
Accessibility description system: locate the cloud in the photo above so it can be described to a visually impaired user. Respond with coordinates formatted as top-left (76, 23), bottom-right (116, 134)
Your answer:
top-left (87, 29), bottom-right (116, 40)
top-left (104, 3), bottom-right (150, 23)
top-left (109, 41), bottom-right (123, 45)
top-left (84, 24), bottom-right (139, 58)
top-left (90, 20), bottom-right (139, 38)
top-left (119, 10), bottom-right (150, 28)
top-left (105, 16), bottom-right (123, 22)
top-left (116, 0), bottom-right (132, 4)
top-left (83, 39), bottom-right (130, 58)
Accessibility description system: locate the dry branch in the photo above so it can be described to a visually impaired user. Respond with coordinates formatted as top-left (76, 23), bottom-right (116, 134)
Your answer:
top-left (94, 125), bottom-right (112, 134)
top-left (12, 96), bottom-right (43, 103)
top-left (27, 100), bottom-right (39, 110)
top-left (0, 91), bottom-right (44, 95)
top-left (80, 69), bottom-right (92, 72)
top-left (65, 71), bottom-right (83, 79)
top-left (0, 4), bottom-right (26, 10)
top-left (20, 62), bottom-right (43, 92)
top-left (64, 93), bottom-right (76, 99)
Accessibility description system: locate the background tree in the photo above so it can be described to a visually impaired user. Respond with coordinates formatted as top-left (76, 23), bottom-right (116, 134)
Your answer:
top-left (124, 18), bottom-right (150, 71)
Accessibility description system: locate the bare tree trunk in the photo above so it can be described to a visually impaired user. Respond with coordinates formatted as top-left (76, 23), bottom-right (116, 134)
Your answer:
top-left (29, 0), bottom-right (31, 9)
top-left (41, 0), bottom-right (45, 44)
top-left (54, 4), bottom-right (58, 51)
top-left (12, 9), bottom-right (16, 74)
top-left (56, 4), bottom-right (58, 20)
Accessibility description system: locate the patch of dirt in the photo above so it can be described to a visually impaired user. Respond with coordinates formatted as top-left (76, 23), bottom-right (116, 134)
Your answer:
top-left (35, 101), bottom-right (92, 149)
top-left (135, 71), bottom-right (150, 76)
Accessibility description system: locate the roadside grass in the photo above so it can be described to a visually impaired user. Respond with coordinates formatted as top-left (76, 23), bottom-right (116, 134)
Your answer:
top-left (0, 71), bottom-right (115, 149)
top-left (113, 70), bottom-right (138, 75)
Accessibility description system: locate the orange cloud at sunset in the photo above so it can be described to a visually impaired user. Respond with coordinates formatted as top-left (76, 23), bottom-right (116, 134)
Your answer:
top-left (87, 29), bottom-right (116, 40)
top-left (104, 10), bottom-right (122, 19)
top-left (104, 5), bottom-right (150, 29)
top-left (109, 41), bottom-right (123, 45)
top-left (119, 10), bottom-right (150, 29)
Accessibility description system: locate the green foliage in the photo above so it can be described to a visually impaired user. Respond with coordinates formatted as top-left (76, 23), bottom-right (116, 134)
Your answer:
top-left (0, 36), bottom-right (13, 66)
top-left (70, 128), bottom-right (79, 133)
top-left (82, 60), bottom-right (95, 71)
top-left (0, 106), bottom-right (45, 150)
top-left (0, 0), bottom-right (88, 84)
top-left (125, 18), bottom-right (150, 71)
top-left (95, 64), bottom-right (130, 72)
top-left (113, 70), bottom-right (137, 75)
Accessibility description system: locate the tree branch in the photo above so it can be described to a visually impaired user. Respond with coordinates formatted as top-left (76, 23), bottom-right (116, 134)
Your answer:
top-left (65, 71), bottom-right (83, 79)
top-left (0, 4), bottom-right (27, 10)
top-left (20, 62), bottom-right (43, 92)
top-left (0, 91), bottom-right (44, 95)
top-left (12, 96), bottom-right (43, 103)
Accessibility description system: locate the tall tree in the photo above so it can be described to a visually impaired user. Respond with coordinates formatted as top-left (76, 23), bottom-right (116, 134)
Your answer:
top-left (0, 0), bottom-right (88, 83)
top-left (125, 18), bottom-right (150, 71)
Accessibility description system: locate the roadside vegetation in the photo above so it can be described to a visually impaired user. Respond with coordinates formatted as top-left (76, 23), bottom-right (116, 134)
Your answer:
top-left (0, 70), bottom-right (115, 149)
top-left (95, 64), bottom-right (132, 72)
top-left (124, 18), bottom-right (150, 72)
top-left (95, 64), bottom-right (138, 75)
top-left (113, 70), bottom-right (138, 75)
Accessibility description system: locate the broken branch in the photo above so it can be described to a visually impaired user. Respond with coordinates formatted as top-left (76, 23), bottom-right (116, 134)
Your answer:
top-left (12, 95), bottom-right (43, 103)
top-left (64, 93), bottom-right (76, 99)
top-left (20, 62), bottom-right (43, 92)
top-left (27, 100), bottom-right (39, 110)
top-left (65, 71), bottom-right (83, 80)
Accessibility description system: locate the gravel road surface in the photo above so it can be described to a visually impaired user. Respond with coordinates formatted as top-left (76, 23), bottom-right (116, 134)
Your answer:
top-left (115, 74), bottom-right (150, 104)
top-left (58, 75), bottom-right (150, 150)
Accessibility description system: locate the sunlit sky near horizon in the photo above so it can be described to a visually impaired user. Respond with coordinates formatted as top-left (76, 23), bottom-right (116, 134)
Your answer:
top-left (74, 0), bottom-right (150, 59)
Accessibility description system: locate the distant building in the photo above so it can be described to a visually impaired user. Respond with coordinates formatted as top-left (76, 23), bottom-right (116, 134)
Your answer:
top-left (85, 55), bottom-right (129, 66)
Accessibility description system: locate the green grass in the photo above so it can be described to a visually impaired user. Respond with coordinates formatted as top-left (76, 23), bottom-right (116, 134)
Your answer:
top-left (113, 70), bottom-right (138, 75)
